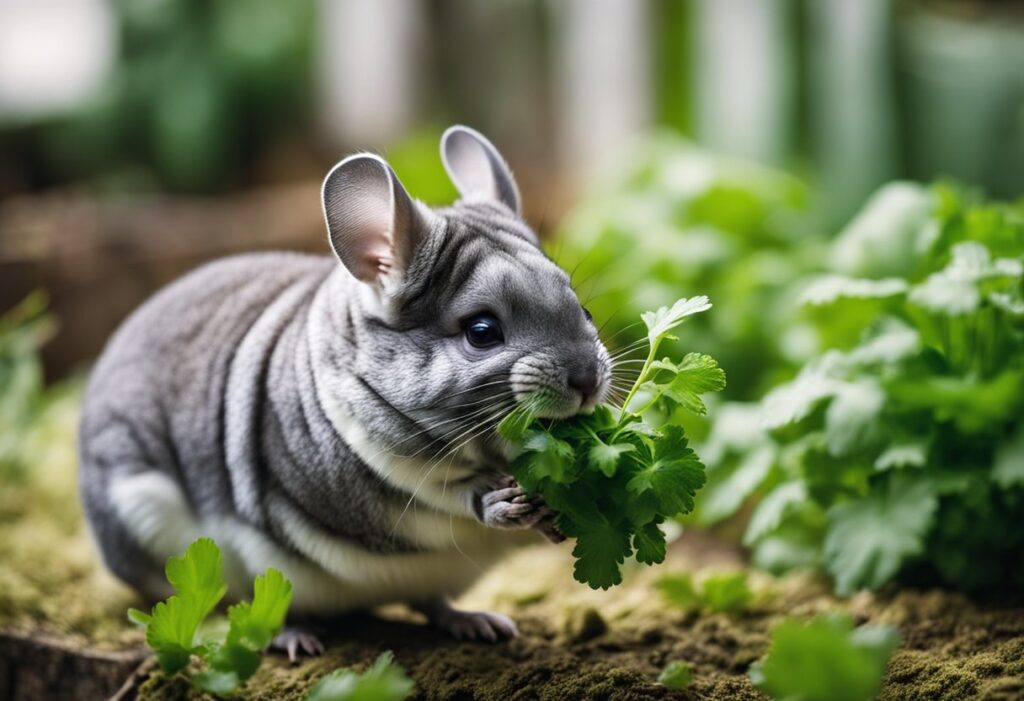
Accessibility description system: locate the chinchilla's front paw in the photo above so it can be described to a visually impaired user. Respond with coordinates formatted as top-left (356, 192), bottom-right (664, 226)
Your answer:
top-left (475, 476), bottom-right (549, 530)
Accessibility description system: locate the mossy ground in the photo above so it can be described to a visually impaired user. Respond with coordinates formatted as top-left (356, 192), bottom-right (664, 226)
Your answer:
top-left (1, 396), bottom-right (1022, 699)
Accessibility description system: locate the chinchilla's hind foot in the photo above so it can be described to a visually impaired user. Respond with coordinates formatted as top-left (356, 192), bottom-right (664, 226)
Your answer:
top-left (272, 626), bottom-right (326, 663)
top-left (414, 597), bottom-right (518, 643)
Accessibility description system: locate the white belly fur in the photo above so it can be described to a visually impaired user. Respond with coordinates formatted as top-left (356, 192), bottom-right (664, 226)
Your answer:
top-left (109, 470), bottom-right (523, 613)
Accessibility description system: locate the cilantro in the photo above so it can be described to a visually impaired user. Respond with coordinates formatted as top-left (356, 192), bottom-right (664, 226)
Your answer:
top-left (505, 298), bottom-right (726, 589)
top-left (306, 651), bottom-right (415, 701)
top-left (703, 184), bottom-right (1024, 595)
top-left (749, 614), bottom-right (900, 701)
top-left (657, 660), bottom-right (692, 690)
top-left (128, 538), bottom-right (293, 697)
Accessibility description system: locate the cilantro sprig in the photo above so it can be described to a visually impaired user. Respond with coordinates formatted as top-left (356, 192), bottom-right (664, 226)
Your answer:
top-left (128, 538), bottom-right (293, 697)
top-left (500, 296), bottom-right (725, 589)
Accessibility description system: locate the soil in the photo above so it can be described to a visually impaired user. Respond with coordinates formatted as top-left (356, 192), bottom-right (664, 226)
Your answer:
top-left (2, 396), bottom-right (1022, 700)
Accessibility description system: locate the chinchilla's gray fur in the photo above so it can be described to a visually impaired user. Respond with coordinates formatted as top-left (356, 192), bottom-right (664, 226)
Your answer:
top-left (78, 126), bottom-right (610, 625)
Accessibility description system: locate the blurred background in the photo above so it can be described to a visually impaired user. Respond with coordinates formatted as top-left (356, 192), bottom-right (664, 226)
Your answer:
top-left (1, 0), bottom-right (1023, 380)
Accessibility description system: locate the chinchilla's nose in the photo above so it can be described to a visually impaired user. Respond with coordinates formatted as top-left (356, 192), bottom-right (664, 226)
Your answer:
top-left (568, 363), bottom-right (599, 401)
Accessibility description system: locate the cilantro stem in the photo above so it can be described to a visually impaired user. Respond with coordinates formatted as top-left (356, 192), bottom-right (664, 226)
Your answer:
top-left (618, 337), bottom-right (660, 426)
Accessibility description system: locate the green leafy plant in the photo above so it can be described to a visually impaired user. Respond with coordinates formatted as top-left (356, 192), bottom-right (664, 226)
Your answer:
top-left (554, 134), bottom-right (816, 401)
top-left (701, 184), bottom-right (1024, 594)
top-left (306, 652), bottom-right (415, 701)
top-left (128, 538), bottom-right (293, 696)
top-left (0, 291), bottom-right (63, 480)
top-left (657, 660), bottom-right (692, 690)
top-left (502, 297), bottom-right (726, 589)
top-left (656, 571), bottom-right (753, 615)
top-left (749, 614), bottom-right (900, 701)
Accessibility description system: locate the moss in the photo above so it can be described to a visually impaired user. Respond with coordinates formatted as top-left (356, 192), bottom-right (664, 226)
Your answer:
top-left (0, 391), bottom-right (143, 650)
top-left (880, 629), bottom-right (1024, 701)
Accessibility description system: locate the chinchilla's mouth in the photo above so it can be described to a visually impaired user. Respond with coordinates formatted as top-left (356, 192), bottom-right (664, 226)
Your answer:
top-left (514, 388), bottom-right (600, 420)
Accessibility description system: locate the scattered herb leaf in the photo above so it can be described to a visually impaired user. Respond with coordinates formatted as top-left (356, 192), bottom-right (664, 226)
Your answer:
top-left (306, 651), bottom-right (415, 701)
top-left (749, 614), bottom-right (900, 701)
top-left (658, 660), bottom-right (692, 690)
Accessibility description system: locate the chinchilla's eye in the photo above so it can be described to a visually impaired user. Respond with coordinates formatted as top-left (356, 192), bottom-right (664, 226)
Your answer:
top-left (583, 306), bottom-right (594, 323)
top-left (463, 313), bottom-right (504, 349)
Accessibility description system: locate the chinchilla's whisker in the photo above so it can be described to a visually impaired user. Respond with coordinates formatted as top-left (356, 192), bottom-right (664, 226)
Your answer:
top-left (601, 319), bottom-right (645, 344)
top-left (429, 392), bottom-right (510, 413)
top-left (373, 393), bottom-right (515, 463)
top-left (413, 379), bottom-right (511, 410)
top-left (609, 338), bottom-right (647, 354)
top-left (391, 402), bottom-right (502, 452)
top-left (388, 396), bottom-right (515, 461)
top-left (609, 338), bottom-right (648, 357)
top-left (403, 395), bottom-right (515, 464)
top-left (390, 404), bottom-right (509, 536)
top-left (598, 313), bottom-right (642, 338)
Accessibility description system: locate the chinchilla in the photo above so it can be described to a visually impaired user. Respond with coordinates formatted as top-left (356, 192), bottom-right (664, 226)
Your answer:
top-left (78, 126), bottom-right (610, 655)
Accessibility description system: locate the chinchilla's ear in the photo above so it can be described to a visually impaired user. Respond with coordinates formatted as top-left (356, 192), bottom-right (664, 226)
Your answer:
top-left (440, 125), bottom-right (521, 215)
top-left (321, 154), bottom-right (430, 286)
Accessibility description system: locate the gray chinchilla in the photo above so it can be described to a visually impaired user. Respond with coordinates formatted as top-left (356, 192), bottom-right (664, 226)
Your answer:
top-left (78, 126), bottom-right (610, 655)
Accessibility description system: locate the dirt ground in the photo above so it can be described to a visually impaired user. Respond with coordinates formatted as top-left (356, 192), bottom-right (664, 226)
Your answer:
top-left (1, 397), bottom-right (1022, 700)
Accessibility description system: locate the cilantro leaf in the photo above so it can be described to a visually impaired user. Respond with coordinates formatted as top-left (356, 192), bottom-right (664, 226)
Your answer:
top-left (193, 669), bottom-right (241, 696)
top-left (657, 571), bottom-right (752, 614)
top-left (306, 651), bottom-right (415, 701)
top-left (655, 573), bottom-right (699, 609)
top-left (749, 614), bottom-right (901, 701)
top-left (743, 481), bottom-right (807, 545)
top-left (823, 380), bottom-right (885, 457)
top-left (658, 661), bottom-right (692, 690)
top-left (654, 353), bottom-right (727, 414)
top-left (626, 426), bottom-right (706, 517)
top-left (641, 295), bottom-right (712, 344)
top-left (521, 429), bottom-right (575, 483)
top-left (572, 519), bottom-right (633, 590)
top-left (165, 537), bottom-right (228, 623)
top-left (587, 439), bottom-right (634, 477)
top-left (228, 567), bottom-right (293, 652)
top-left (824, 476), bottom-right (938, 595)
top-left (699, 572), bottom-right (753, 614)
top-left (142, 538), bottom-right (229, 674)
top-left (145, 596), bottom-right (204, 673)
top-left (632, 521), bottom-right (667, 565)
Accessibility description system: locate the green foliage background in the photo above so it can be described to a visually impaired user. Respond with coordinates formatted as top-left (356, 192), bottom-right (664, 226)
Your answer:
top-left (558, 140), bottom-right (1024, 596)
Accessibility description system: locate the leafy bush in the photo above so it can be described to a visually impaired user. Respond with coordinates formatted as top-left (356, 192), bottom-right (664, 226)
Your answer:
top-left (128, 538), bottom-right (293, 696)
top-left (554, 133), bottom-right (818, 401)
top-left (503, 297), bottom-right (725, 589)
top-left (749, 614), bottom-right (900, 701)
top-left (704, 184), bottom-right (1024, 594)
top-left (0, 292), bottom-right (63, 480)
top-left (22, 0), bottom-right (314, 192)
